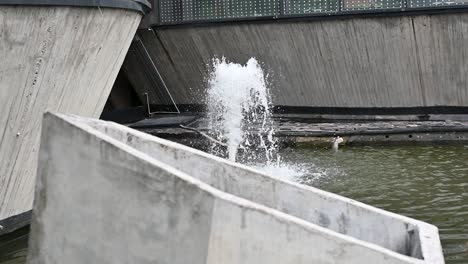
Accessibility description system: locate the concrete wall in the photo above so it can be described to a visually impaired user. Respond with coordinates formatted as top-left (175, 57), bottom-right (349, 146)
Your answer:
top-left (124, 13), bottom-right (468, 111)
top-left (80, 115), bottom-right (444, 263)
top-left (0, 5), bottom-right (143, 224)
top-left (27, 113), bottom-right (444, 263)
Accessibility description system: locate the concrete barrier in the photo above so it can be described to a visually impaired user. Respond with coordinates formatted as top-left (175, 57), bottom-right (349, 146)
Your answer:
top-left (0, 0), bottom-right (149, 229)
top-left (27, 113), bottom-right (444, 263)
top-left (124, 13), bottom-right (468, 115)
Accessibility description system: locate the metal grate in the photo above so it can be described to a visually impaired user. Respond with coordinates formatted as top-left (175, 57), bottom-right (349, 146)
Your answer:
top-left (159, 0), bottom-right (468, 23)
top-left (160, 0), bottom-right (183, 23)
top-left (409, 0), bottom-right (468, 8)
top-left (283, 0), bottom-right (339, 15)
top-left (189, 0), bottom-right (224, 20)
top-left (342, 0), bottom-right (401, 11)
top-left (161, 0), bottom-right (278, 23)
top-left (225, 0), bottom-right (278, 18)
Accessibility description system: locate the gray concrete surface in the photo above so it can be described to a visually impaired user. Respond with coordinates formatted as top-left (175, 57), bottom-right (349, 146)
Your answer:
top-left (27, 113), bottom-right (444, 263)
top-left (124, 13), bottom-right (468, 111)
top-left (0, 5), bottom-right (143, 224)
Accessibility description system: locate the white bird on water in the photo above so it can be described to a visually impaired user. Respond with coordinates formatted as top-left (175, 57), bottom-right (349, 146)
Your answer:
top-left (331, 136), bottom-right (344, 151)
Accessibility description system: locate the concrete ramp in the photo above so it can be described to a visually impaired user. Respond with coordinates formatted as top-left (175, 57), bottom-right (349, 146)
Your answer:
top-left (27, 113), bottom-right (444, 264)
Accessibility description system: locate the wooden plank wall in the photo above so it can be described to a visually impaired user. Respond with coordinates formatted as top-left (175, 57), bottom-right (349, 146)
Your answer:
top-left (0, 6), bottom-right (141, 222)
top-left (125, 13), bottom-right (468, 109)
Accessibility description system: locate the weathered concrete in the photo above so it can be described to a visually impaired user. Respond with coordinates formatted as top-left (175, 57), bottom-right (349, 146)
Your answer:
top-left (124, 13), bottom-right (468, 113)
top-left (0, 4), bottom-right (145, 225)
top-left (28, 113), bottom-right (444, 263)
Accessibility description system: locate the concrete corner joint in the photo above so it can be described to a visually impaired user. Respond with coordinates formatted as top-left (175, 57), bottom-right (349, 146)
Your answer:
top-left (27, 113), bottom-right (445, 264)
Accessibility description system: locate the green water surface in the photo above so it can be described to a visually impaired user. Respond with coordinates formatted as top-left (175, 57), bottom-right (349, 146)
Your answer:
top-left (279, 144), bottom-right (468, 263)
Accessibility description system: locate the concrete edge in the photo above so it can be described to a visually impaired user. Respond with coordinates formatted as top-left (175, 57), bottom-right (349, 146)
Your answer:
top-left (275, 114), bottom-right (468, 122)
top-left (0, 210), bottom-right (31, 236)
top-left (73, 114), bottom-right (431, 223)
top-left (65, 113), bottom-right (446, 262)
top-left (48, 112), bottom-right (434, 263)
top-left (417, 222), bottom-right (445, 263)
top-left (0, 0), bottom-right (151, 14)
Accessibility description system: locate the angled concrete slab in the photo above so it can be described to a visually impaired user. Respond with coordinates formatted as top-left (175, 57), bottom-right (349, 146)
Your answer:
top-left (0, 1), bottom-right (149, 228)
top-left (27, 113), bottom-right (444, 264)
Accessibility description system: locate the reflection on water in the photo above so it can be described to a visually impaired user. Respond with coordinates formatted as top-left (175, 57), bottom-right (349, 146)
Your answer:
top-left (279, 145), bottom-right (468, 264)
top-left (1, 145), bottom-right (467, 263)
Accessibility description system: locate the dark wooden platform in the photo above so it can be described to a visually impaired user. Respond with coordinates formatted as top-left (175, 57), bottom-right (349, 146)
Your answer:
top-left (137, 118), bottom-right (468, 147)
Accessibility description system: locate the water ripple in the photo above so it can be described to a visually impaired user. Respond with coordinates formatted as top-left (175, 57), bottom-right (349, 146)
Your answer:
top-left (280, 145), bottom-right (468, 264)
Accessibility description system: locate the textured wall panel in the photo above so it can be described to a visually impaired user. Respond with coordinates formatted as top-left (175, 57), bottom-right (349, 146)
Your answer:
top-left (124, 13), bottom-right (468, 111)
top-left (0, 6), bottom-right (142, 222)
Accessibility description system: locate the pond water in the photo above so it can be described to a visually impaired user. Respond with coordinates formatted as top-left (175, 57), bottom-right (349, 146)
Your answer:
top-left (1, 145), bottom-right (467, 263)
top-left (278, 144), bottom-right (468, 264)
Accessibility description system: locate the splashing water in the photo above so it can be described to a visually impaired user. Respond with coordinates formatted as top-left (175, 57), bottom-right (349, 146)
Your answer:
top-left (206, 57), bottom-right (278, 164)
top-left (250, 162), bottom-right (308, 182)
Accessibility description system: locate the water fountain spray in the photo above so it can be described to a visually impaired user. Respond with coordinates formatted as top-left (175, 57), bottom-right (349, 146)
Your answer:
top-left (206, 57), bottom-right (278, 164)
